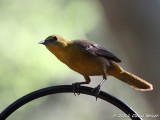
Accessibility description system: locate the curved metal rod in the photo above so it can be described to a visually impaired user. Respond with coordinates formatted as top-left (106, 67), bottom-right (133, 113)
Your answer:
top-left (0, 85), bottom-right (142, 120)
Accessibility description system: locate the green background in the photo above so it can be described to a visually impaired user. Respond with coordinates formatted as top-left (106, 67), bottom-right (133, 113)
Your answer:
top-left (0, 0), bottom-right (159, 120)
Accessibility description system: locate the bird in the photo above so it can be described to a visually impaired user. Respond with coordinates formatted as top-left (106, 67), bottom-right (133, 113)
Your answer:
top-left (39, 34), bottom-right (153, 98)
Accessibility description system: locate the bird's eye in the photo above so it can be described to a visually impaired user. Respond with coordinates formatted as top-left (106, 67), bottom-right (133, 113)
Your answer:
top-left (52, 36), bottom-right (58, 41)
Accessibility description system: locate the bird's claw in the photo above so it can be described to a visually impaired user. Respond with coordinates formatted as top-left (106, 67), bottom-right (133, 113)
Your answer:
top-left (72, 83), bottom-right (81, 96)
top-left (92, 85), bottom-right (101, 101)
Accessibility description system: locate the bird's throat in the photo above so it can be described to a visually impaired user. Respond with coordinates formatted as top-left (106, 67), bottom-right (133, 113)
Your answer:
top-left (46, 45), bottom-right (67, 63)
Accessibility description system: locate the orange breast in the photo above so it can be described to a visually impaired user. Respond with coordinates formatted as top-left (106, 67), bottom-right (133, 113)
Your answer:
top-left (47, 43), bottom-right (110, 76)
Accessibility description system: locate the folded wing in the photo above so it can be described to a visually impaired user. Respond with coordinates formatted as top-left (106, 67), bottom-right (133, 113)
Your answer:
top-left (75, 40), bottom-right (121, 63)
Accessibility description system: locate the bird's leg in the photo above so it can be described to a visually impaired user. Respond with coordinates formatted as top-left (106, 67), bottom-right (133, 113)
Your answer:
top-left (92, 70), bottom-right (107, 100)
top-left (72, 76), bottom-right (91, 96)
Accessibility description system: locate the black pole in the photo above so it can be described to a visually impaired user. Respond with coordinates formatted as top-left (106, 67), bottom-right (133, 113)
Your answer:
top-left (0, 85), bottom-right (142, 120)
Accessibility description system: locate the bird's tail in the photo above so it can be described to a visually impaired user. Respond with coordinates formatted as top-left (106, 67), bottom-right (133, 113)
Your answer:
top-left (110, 62), bottom-right (153, 91)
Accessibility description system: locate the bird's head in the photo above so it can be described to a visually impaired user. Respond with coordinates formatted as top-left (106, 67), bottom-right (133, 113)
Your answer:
top-left (39, 34), bottom-right (70, 58)
top-left (39, 34), bottom-right (69, 47)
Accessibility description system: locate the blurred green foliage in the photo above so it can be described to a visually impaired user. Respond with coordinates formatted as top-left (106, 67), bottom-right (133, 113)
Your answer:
top-left (0, 0), bottom-right (104, 119)
top-left (0, 0), bottom-right (155, 120)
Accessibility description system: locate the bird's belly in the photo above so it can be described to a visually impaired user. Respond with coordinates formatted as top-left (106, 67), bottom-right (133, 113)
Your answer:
top-left (70, 64), bottom-right (102, 76)
top-left (65, 56), bottom-right (108, 76)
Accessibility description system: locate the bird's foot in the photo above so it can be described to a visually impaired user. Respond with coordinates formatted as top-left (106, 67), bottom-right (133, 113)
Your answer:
top-left (72, 83), bottom-right (81, 96)
top-left (92, 85), bottom-right (101, 101)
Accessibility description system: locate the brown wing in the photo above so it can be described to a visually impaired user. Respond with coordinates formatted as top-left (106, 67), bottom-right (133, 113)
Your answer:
top-left (75, 40), bottom-right (121, 63)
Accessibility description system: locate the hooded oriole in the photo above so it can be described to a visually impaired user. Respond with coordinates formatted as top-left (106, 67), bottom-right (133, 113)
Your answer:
top-left (39, 35), bottom-right (153, 97)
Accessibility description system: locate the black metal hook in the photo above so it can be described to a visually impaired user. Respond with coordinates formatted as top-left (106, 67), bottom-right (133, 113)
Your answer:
top-left (0, 85), bottom-right (142, 120)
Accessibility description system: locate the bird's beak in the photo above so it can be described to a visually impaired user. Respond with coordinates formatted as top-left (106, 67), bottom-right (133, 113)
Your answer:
top-left (38, 40), bottom-right (45, 44)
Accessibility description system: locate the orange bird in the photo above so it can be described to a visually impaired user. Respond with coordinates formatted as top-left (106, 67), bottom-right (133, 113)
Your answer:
top-left (39, 35), bottom-right (153, 97)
